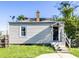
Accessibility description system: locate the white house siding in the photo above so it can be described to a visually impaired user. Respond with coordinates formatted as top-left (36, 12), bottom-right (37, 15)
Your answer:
top-left (61, 24), bottom-right (65, 43)
top-left (9, 23), bottom-right (53, 44)
top-left (59, 25), bottom-right (64, 42)
top-left (26, 25), bottom-right (53, 44)
top-left (58, 23), bottom-right (65, 46)
top-left (9, 22), bottom-right (65, 44)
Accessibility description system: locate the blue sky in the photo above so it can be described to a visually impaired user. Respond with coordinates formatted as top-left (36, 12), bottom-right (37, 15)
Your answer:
top-left (0, 1), bottom-right (79, 31)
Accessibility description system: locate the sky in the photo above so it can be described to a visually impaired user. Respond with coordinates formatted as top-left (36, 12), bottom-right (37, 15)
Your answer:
top-left (0, 1), bottom-right (79, 31)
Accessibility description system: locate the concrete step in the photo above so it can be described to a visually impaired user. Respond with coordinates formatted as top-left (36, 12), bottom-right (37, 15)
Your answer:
top-left (51, 42), bottom-right (69, 53)
top-left (57, 46), bottom-right (69, 53)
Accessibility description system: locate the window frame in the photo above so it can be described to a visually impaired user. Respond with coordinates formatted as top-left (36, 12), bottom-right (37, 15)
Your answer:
top-left (20, 25), bottom-right (27, 37)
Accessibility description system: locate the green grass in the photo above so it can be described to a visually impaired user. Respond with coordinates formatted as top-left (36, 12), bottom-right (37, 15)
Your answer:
top-left (69, 48), bottom-right (79, 57)
top-left (0, 45), bottom-right (54, 58)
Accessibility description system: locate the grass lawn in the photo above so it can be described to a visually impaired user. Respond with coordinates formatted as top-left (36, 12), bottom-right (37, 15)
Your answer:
top-left (69, 48), bottom-right (79, 57)
top-left (0, 45), bottom-right (54, 58)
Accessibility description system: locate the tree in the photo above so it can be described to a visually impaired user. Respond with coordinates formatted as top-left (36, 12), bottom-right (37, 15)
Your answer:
top-left (58, 1), bottom-right (79, 39)
top-left (52, 15), bottom-right (58, 21)
top-left (58, 1), bottom-right (79, 19)
top-left (59, 2), bottom-right (73, 18)
top-left (50, 15), bottom-right (58, 21)
top-left (17, 15), bottom-right (25, 21)
top-left (58, 1), bottom-right (79, 47)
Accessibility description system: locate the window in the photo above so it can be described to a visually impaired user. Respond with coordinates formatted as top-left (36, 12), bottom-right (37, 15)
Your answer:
top-left (20, 26), bottom-right (26, 37)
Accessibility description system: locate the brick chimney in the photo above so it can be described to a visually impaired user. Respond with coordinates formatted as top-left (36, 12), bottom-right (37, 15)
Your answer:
top-left (36, 10), bottom-right (40, 22)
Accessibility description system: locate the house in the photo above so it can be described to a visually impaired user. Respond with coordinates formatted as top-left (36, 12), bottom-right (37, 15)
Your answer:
top-left (8, 11), bottom-right (65, 46)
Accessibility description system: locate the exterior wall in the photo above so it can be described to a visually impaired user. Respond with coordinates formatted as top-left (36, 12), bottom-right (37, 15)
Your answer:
top-left (9, 22), bottom-right (65, 44)
top-left (58, 23), bottom-right (65, 46)
top-left (9, 24), bottom-right (53, 44)
top-left (26, 25), bottom-right (52, 44)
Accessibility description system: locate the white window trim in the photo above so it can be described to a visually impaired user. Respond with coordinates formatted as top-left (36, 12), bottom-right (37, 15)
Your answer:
top-left (20, 25), bottom-right (27, 37)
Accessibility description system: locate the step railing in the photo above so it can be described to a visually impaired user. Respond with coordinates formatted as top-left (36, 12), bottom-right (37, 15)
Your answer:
top-left (64, 33), bottom-right (71, 48)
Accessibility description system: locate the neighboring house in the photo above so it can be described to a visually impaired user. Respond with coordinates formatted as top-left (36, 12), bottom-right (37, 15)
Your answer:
top-left (8, 11), bottom-right (65, 46)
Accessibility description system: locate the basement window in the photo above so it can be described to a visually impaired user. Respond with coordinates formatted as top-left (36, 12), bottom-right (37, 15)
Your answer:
top-left (20, 26), bottom-right (26, 37)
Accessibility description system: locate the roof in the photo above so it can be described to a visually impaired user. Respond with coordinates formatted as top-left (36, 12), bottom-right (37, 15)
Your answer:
top-left (9, 21), bottom-right (64, 26)
top-left (30, 18), bottom-right (49, 21)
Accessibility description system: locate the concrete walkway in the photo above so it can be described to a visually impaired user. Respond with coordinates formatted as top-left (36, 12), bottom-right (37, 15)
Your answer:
top-left (35, 53), bottom-right (79, 59)
top-left (20, 53), bottom-right (79, 59)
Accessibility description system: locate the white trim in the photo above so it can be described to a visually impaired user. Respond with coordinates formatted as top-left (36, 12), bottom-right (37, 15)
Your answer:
top-left (8, 23), bottom-right (9, 36)
top-left (58, 27), bottom-right (60, 41)
top-left (20, 25), bottom-right (27, 37)
top-left (51, 26), bottom-right (53, 42)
